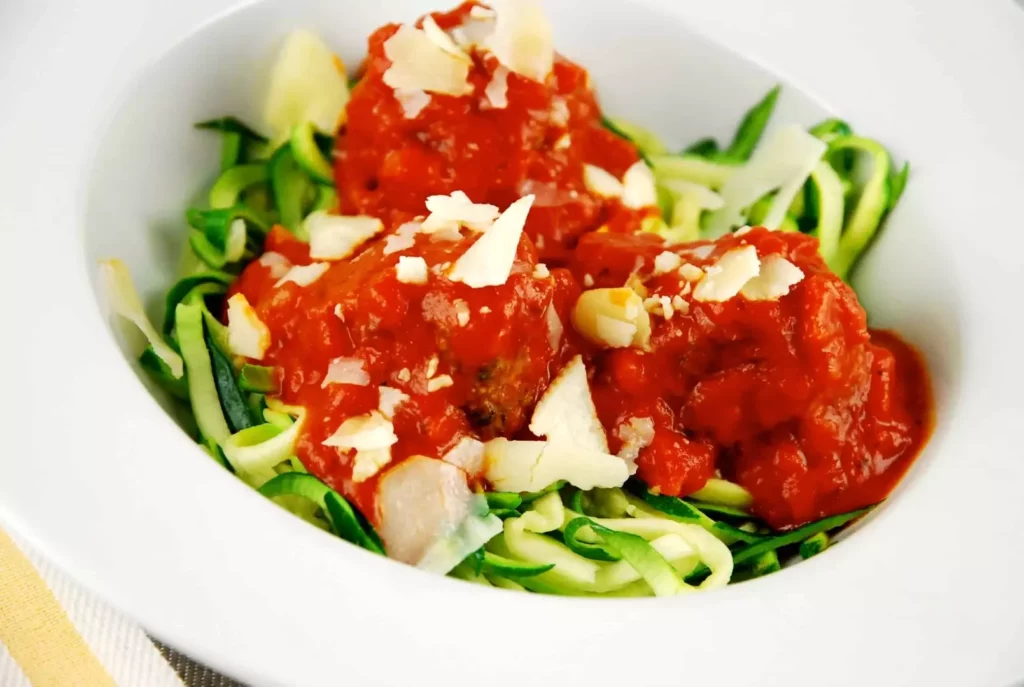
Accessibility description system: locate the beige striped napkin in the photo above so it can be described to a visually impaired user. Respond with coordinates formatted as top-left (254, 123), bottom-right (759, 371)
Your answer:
top-left (0, 528), bottom-right (238, 687)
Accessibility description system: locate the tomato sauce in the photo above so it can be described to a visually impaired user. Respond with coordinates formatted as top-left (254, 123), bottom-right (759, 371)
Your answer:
top-left (230, 3), bottom-right (932, 531)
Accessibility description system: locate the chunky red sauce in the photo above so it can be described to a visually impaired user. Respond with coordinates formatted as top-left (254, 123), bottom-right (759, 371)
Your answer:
top-left (230, 3), bottom-right (932, 531)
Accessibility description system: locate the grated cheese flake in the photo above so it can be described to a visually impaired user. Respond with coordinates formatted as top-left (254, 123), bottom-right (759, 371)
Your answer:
top-left (583, 164), bottom-right (624, 199)
top-left (275, 262), bottom-right (329, 288)
top-left (226, 294), bottom-right (271, 360)
top-left (583, 274), bottom-right (595, 287)
top-left (621, 160), bottom-right (658, 209)
top-left (323, 411), bottom-right (398, 451)
top-left (449, 194), bottom-right (535, 288)
top-left (422, 190), bottom-right (499, 233)
top-left (321, 357), bottom-right (369, 388)
top-left (484, 66), bottom-right (510, 109)
top-left (307, 211), bottom-right (385, 260)
top-left (383, 24), bottom-right (473, 96)
top-left (533, 263), bottom-right (550, 279)
top-left (395, 88), bottom-right (431, 118)
top-left (454, 299), bottom-right (471, 326)
top-left (678, 263), bottom-right (704, 282)
top-left (740, 254), bottom-right (805, 301)
top-left (692, 246), bottom-right (760, 302)
top-left (653, 251), bottom-right (683, 275)
top-left (352, 447), bottom-right (393, 483)
top-left (421, 15), bottom-right (471, 63)
top-left (427, 374), bottom-right (454, 392)
top-left (615, 417), bottom-right (655, 476)
top-left (396, 256), bottom-right (429, 284)
top-left (378, 386), bottom-right (410, 419)
top-left (530, 355), bottom-right (609, 453)
top-left (258, 251), bottom-right (292, 279)
top-left (484, 0), bottom-right (553, 82)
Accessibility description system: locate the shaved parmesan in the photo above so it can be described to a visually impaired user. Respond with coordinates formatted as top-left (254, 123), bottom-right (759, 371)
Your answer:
top-left (485, 0), bottom-right (553, 82)
top-left (483, 438), bottom-right (629, 492)
top-left (383, 24), bottom-right (473, 96)
top-left (549, 96), bottom-right (569, 127)
top-left (99, 259), bottom-right (184, 378)
top-left (442, 437), bottom-right (486, 475)
top-left (383, 233), bottom-right (416, 255)
top-left (429, 225), bottom-right (463, 242)
top-left (583, 164), bottom-right (624, 199)
top-left (484, 66), bottom-right (510, 109)
top-left (470, 5), bottom-right (496, 19)
top-left (621, 160), bottom-right (657, 209)
top-left (678, 263), bottom-right (704, 282)
top-left (572, 287), bottom-right (651, 349)
top-left (449, 194), bottom-right (534, 288)
top-left (693, 246), bottom-right (760, 302)
top-left (653, 250), bottom-right (683, 275)
top-left (321, 357), bottom-right (369, 388)
top-left (454, 299), bottom-right (471, 326)
top-left (706, 125), bottom-right (826, 237)
top-left (741, 254), bottom-right (805, 301)
top-left (378, 386), bottom-right (410, 419)
top-left (396, 256), bottom-right (429, 284)
top-left (615, 416), bottom-right (655, 475)
top-left (258, 251), bottom-right (292, 279)
top-left (307, 212), bottom-right (385, 260)
top-left (323, 411), bottom-right (398, 451)
top-left (422, 191), bottom-right (499, 232)
top-left (427, 374), bottom-right (454, 392)
top-left (533, 263), bottom-right (550, 279)
top-left (264, 30), bottom-right (350, 138)
top-left (554, 133), bottom-right (571, 150)
top-left (545, 302), bottom-right (563, 350)
top-left (395, 88), bottom-right (431, 118)
top-left (226, 294), bottom-right (271, 360)
top-left (530, 355), bottom-right (609, 453)
top-left (421, 15), bottom-right (470, 62)
top-left (425, 355), bottom-right (439, 379)
top-left (672, 294), bottom-right (689, 314)
top-left (352, 447), bottom-right (393, 483)
top-left (275, 262), bottom-right (329, 288)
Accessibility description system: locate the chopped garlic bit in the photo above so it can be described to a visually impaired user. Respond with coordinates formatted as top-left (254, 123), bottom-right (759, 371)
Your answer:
top-left (740, 254), bottom-right (805, 301)
top-left (383, 24), bottom-right (473, 96)
top-left (321, 357), bottom-right (369, 388)
top-left (653, 251), bottom-right (683, 275)
top-left (396, 256), bottom-right (429, 284)
top-left (693, 246), bottom-right (761, 303)
top-left (275, 262), bottom-right (329, 288)
top-left (226, 293), bottom-right (271, 360)
top-left (454, 299), bottom-right (471, 326)
top-left (427, 374), bottom-right (454, 392)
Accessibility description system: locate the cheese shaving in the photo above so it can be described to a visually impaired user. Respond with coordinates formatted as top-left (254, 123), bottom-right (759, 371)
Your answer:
top-left (307, 211), bottom-right (385, 260)
top-left (395, 88), bottom-right (431, 118)
top-left (275, 262), bottom-right (329, 288)
top-left (740, 254), bottom-right (805, 301)
top-left (378, 386), bottom-right (410, 419)
top-left (396, 256), bottom-right (429, 284)
top-left (583, 164), bottom-right (624, 199)
top-left (321, 357), bottom-right (369, 388)
top-left (484, 66), bottom-right (510, 109)
top-left (621, 160), bottom-right (658, 209)
top-left (323, 411), bottom-right (398, 450)
top-left (484, 0), bottom-right (554, 82)
top-left (653, 251), bottom-right (683, 275)
top-left (449, 194), bottom-right (535, 288)
top-left (422, 190), bottom-right (499, 232)
top-left (530, 355), bottom-right (609, 453)
top-left (383, 24), bottom-right (473, 96)
top-left (421, 15), bottom-right (471, 62)
top-left (692, 246), bottom-right (760, 302)
top-left (226, 294), bottom-right (271, 360)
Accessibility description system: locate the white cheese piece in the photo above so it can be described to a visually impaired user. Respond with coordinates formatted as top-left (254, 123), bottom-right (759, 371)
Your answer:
top-left (533, 263), bottom-right (550, 279)
top-left (545, 302), bottom-right (562, 351)
top-left (449, 194), bottom-right (535, 288)
top-left (685, 244), bottom-right (716, 260)
top-left (383, 232), bottom-right (417, 255)
top-left (692, 246), bottom-right (761, 302)
top-left (226, 294), bottom-right (271, 360)
top-left (621, 160), bottom-right (657, 209)
top-left (740, 254), bottom-right (805, 301)
top-left (395, 88), bottom-right (431, 118)
top-left (479, 306), bottom-right (492, 314)
top-left (553, 133), bottom-right (571, 150)
top-left (442, 437), bottom-right (486, 475)
top-left (352, 447), bottom-right (393, 483)
top-left (323, 411), bottom-right (398, 450)
top-left (422, 190), bottom-right (499, 232)
top-left (653, 250), bottom-right (683, 275)
top-left (378, 385), bottom-right (410, 419)
top-left (258, 251), bottom-right (292, 279)
top-left (321, 357), bottom-right (369, 388)
top-left (454, 299), bottom-right (471, 327)
top-left (678, 263), bottom-right (704, 282)
top-left (427, 374), bottom-right (454, 392)
top-left (396, 368), bottom-right (412, 383)
top-left (643, 296), bottom-right (662, 314)
top-left (583, 164), bottom-right (624, 199)
top-left (333, 303), bottom-right (346, 322)
top-left (396, 256), bottom-right (429, 284)
top-left (549, 96), bottom-right (569, 127)
top-left (615, 416), bottom-right (655, 476)
top-left (264, 29), bottom-right (350, 138)
top-left (484, 66), bottom-right (510, 109)
top-left (307, 212), bottom-right (385, 260)
top-left (383, 24), bottom-right (473, 96)
top-left (425, 355), bottom-right (439, 379)
top-left (659, 295), bottom-right (674, 320)
top-left (429, 225), bottom-right (464, 242)
top-left (583, 274), bottom-right (594, 287)
top-left (530, 355), bottom-right (609, 453)
top-left (99, 259), bottom-right (184, 378)
top-left (421, 15), bottom-right (470, 62)
top-left (484, 0), bottom-right (554, 82)
top-left (470, 5), bottom-right (496, 19)
top-left (671, 294), bottom-right (688, 313)
top-left (275, 262), bottom-right (329, 288)
top-left (572, 287), bottom-right (651, 349)
top-left (705, 125), bottom-right (827, 237)
top-left (483, 438), bottom-right (629, 492)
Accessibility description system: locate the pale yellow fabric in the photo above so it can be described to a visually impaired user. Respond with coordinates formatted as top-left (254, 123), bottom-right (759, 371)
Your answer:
top-left (0, 529), bottom-right (116, 687)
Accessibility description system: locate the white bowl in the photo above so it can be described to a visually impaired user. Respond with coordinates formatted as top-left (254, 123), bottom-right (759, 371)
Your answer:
top-left (2, 1), bottom-right (1024, 685)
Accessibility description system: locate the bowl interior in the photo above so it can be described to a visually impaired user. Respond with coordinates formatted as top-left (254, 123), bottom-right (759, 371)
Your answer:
top-left (82, 0), bottom-right (961, 548)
